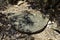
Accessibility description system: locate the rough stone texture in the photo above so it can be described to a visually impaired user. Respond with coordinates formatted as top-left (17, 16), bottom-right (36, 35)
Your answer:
top-left (0, 1), bottom-right (60, 40)
top-left (7, 10), bottom-right (48, 34)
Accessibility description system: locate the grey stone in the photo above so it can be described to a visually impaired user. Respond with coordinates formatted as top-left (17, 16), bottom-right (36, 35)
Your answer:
top-left (9, 10), bottom-right (49, 34)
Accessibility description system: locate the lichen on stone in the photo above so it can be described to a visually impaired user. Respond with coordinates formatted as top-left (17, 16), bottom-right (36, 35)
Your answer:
top-left (8, 10), bottom-right (49, 34)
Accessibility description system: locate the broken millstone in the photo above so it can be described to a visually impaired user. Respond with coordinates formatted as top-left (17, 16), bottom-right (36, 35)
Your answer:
top-left (8, 10), bottom-right (49, 34)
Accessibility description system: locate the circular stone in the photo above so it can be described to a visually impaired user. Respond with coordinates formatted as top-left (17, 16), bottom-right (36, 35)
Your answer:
top-left (9, 11), bottom-right (49, 34)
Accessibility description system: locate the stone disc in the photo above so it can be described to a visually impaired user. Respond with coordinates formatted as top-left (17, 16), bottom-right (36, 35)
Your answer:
top-left (9, 11), bottom-right (49, 34)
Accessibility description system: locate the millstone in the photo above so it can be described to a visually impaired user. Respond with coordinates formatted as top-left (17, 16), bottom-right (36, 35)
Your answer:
top-left (9, 11), bottom-right (49, 34)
